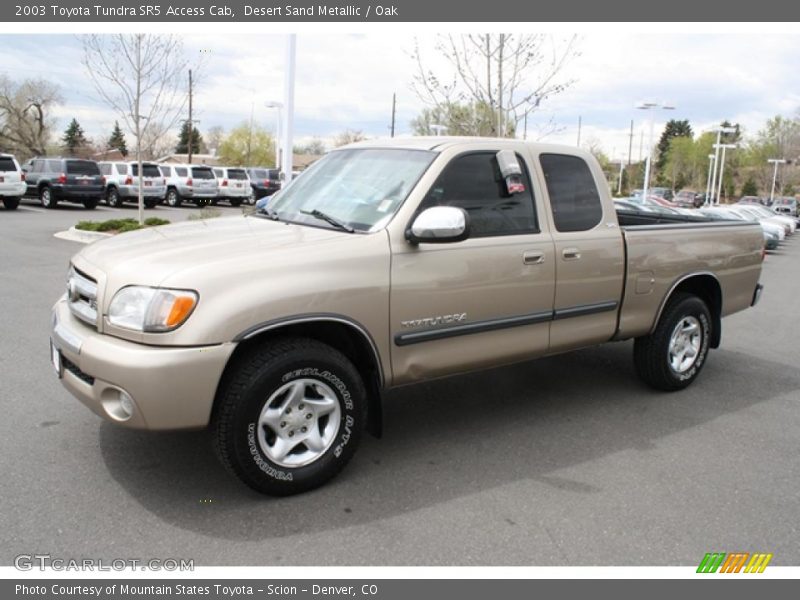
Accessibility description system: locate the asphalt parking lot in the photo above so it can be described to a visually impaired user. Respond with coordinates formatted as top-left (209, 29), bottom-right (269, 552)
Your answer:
top-left (1, 199), bottom-right (798, 566)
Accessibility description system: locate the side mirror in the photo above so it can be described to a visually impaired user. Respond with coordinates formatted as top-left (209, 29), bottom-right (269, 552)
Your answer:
top-left (406, 206), bottom-right (470, 244)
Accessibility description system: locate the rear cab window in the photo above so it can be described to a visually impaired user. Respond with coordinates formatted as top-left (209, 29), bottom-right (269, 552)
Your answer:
top-left (0, 157), bottom-right (17, 172)
top-left (539, 153), bottom-right (603, 232)
top-left (66, 160), bottom-right (101, 175)
top-left (191, 167), bottom-right (214, 179)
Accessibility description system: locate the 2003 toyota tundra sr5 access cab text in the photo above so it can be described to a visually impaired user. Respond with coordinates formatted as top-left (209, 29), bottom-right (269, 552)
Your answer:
top-left (50, 138), bottom-right (765, 495)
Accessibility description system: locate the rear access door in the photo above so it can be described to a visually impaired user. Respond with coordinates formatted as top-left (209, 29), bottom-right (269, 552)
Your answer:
top-left (533, 151), bottom-right (625, 353)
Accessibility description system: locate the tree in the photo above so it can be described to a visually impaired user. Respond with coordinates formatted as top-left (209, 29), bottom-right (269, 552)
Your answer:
top-left (205, 125), bottom-right (224, 154)
top-left (0, 75), bottom-right (62, 158)
top-left (411, 34), bottom-right (579, 137)
top-left (82, 34), bottom-right (191, 224)
top-left (655, 119), bottom-right (693, 173)
top-left (740, 176), bottom-right (758, 196)
top-left (411, 101), bottom-right (515, 137)
top-left (175, 120), bottom-right (204, 154)
top-left (294, 138), bottom-right (327, 155)
top-left (333, 129), bottom-right (367, 148)
top-left (217, 122), bottom-right (275, 166)
top-left (62, 118), bottom-right (89, 155)
top-left (107, 121), bottom-right (128, 157)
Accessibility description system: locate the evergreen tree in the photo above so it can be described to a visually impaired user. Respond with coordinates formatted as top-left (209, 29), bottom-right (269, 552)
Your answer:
top-left (107, 121), bottom-right (128, 157)
top-left (741, 176), bottom-right (758, 197)
top-left (62, 118), bottom-right (89, 155)
top-left (656, 119), bottom-right (693, 172)
top-left (175, 121), bottom-right (203, 154)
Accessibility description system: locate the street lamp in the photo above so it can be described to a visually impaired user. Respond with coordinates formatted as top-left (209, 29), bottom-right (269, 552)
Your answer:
top-left (265, 101), bottom-right (283, 170)
top-left (767, 158), bottom-right (787, 204)
top-left (636, 101), bottom-right (675, 200)
top-left (713, 143), bottom-right (737, 204)
top-left (707, 125), bottom-right (736, 205)
top-left (704, 154), bottom-right (716, 206)
top-left (430, 124), bottom-right (447, 136)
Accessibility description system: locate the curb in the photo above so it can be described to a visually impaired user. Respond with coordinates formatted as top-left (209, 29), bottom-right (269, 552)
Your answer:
top-left (53, 227), bottom-right (113, 244)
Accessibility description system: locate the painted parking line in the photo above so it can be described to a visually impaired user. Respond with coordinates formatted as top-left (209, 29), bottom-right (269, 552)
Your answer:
top-left (18, 206), bottom-right (45, 213)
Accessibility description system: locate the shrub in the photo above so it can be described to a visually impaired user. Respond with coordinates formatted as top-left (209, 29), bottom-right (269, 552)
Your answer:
top-left (75, 217), bottom-right (170, 233)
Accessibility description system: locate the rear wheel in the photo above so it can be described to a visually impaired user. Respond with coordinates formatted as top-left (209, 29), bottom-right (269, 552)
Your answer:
top-left (106, 187), bottom-right (123, 208)
top-left (212, 337), bottom-right (367, 496)
top-left (166, 188), bottom-right (182, 207)
top-left (634, 293), bottom-right (711, 391)
top-left (2, 197), bottom-right (20, 210)
top-left (82, 198), bottom-right (98, 210)
top-left (40, 186), bottom-right (57, 209)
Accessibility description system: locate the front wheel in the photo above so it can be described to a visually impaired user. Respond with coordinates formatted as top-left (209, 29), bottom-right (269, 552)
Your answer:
top-left (82, 198), bottom-right (98, 210)
top-left (633, 293), bottom-right (711, 391)
top-left (106, 187), bottom-right (123, 208)
top-left (212, 337), bottom-right (367, 496)
top-left (40, 186), bottom-right (57, 209)
top-left (166, 188), bottom-right (182, 207)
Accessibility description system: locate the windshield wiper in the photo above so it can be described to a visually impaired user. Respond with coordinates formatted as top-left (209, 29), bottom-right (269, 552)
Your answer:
top-left (299, 209), bottom-right (355, 233)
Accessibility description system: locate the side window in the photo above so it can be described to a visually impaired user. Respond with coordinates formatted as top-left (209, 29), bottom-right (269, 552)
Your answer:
top-left (420, 152), bottom-right (537, 238)
top-left (175, 167), bottom-right (187, 177)
top-left (213, 168), bottom-right (223, 178)
top-left (159, 166), bottom-right (171, 177)
top-left (99, 164), bottom-right (112, 175)
top-left (114, 163), bottom-right (128, 175)
top-left (47, 160), bottom-right (61, 172)
top-left (31, 160), bottom-right (44, 172)
top-left (540, 154), bottom-right (603, 233)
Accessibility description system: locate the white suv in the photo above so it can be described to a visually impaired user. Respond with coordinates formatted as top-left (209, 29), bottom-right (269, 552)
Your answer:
top-left (212, 166), bottom-right (250, 207)
top-left (159, 164), bottom-right (218, 207)
top-left (0, 153), bottom-right (26, 210)
top-left (98, 161), bottom-right (166, 208)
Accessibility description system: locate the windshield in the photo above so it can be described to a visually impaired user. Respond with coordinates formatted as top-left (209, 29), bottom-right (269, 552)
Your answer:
top-left (267, 148), bottom-right (436, 232)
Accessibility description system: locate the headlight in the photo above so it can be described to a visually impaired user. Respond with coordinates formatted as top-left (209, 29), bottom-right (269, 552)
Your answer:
top-left (108, 286), bottom-right (198, 332)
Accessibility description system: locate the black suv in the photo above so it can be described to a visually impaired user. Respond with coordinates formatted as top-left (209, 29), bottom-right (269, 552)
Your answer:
top-left (246, 167), bottom-right (281, 200)
top-left (23, 157), bottom-right (105, 209)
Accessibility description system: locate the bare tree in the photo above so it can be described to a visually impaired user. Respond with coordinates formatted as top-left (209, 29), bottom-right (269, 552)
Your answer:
top-left (205, 125), bottom-right (225, 155)
top-left (81, 34), bottom-right (191, 223)
top-left (0, 75), bottom-right (62, 159)
top-left (410, 34), bottom-right (579, 137)
top-left (333, 129), bottom-right (367, 148)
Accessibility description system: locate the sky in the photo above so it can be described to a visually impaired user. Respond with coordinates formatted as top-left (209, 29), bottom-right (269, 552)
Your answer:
top-left (1, 32), bottom-right (799, 158)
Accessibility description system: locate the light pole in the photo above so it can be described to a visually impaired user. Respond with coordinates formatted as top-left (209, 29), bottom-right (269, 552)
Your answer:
top-left (707, 126), bottom-right (736, 205)
top-left (704, 154), bottom-right (715, 206)
top-left (430, 124), bottom-right (446, 136)
top-left (281, 35), bottom-right (296, 185)
top-left (768, 158), bottom-right (787, 204)
top-left (714, 143), bottom-right (737, 204)
top-left (636, 101), bottom-right (675, 199)
top-left (265, 101), bottom-right (283, 169)
top-left (617, 159), bottom-right (624, 196)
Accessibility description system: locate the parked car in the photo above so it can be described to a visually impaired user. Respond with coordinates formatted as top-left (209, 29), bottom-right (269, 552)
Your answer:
top-left (738, 196), bottom-right (769, 207)
top-left (159, 164), bottom-right (218, 207)
top-left (632, 187), bottom-right (674, 202)
top-left (22, 157), bottom-right (104, 209)
top-left (674, 190), bottom-right (704, 208)
top-left (212, 166), bottom-right (250, 207)
top-left (0, 153), bottom-right (26, 210)
top-left (51, 138), bottom-right (764, 496)
top-left (98, 161), bottom-right (166, 208)
top-left (246, 167), bottom-right (281, 200)
top-left (738, 204), bottom-right (796, 234)
top-left (717, 206), bottom-right (788, 240)
top-left (772, 197), bottom-right (798, 217)
top-left (699, 206), bottom-right (785, 243)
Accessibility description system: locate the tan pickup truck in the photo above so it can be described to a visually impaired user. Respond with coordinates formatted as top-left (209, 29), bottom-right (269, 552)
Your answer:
top-left (50, 138), bottom-right (765, 495)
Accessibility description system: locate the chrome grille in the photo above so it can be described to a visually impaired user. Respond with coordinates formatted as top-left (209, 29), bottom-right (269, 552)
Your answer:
top-left (67, 266), bottom-right (98, 329)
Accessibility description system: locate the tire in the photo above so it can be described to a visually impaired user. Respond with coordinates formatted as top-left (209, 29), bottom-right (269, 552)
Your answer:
top-left (107, 187), bottom-right (123, 208)
top-left (229, 198), bottom-right (243, 208)
top-left (40, 186), bottom-right (57, 209)
top-left (212, 337), bottom-right (367, 496)
top-left (2, 197), bottom-right (20, 210)
top-left (82, 198), bottom-right (98, 210)
top-left (166, 188), bottom-right (182, 207)
top-left (633, 293), bottom-right (711, 391)
top-left (144, 198), bottom-right (158, 209)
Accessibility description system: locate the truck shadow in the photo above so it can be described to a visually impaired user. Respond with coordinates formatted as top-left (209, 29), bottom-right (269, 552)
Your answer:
top-left (98, 341), bottom-right (799, 546)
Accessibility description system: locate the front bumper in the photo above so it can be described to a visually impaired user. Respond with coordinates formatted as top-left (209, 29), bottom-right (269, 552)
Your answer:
top-left (50, 298), bottom-right (235, 430)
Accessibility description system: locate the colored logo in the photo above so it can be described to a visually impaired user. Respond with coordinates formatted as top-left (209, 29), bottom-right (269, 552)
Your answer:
top-left (697, 552), bottom-right (772, 573)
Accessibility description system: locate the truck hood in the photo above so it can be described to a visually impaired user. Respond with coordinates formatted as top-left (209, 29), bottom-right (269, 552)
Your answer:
top-left (75, 215), bottom-right (353, 286)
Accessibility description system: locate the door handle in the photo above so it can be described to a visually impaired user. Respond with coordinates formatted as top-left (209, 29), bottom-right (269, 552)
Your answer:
top-left (562, 247), bottom-right (581, 260)
top-left (523, 251), bottom-right (545, 265)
